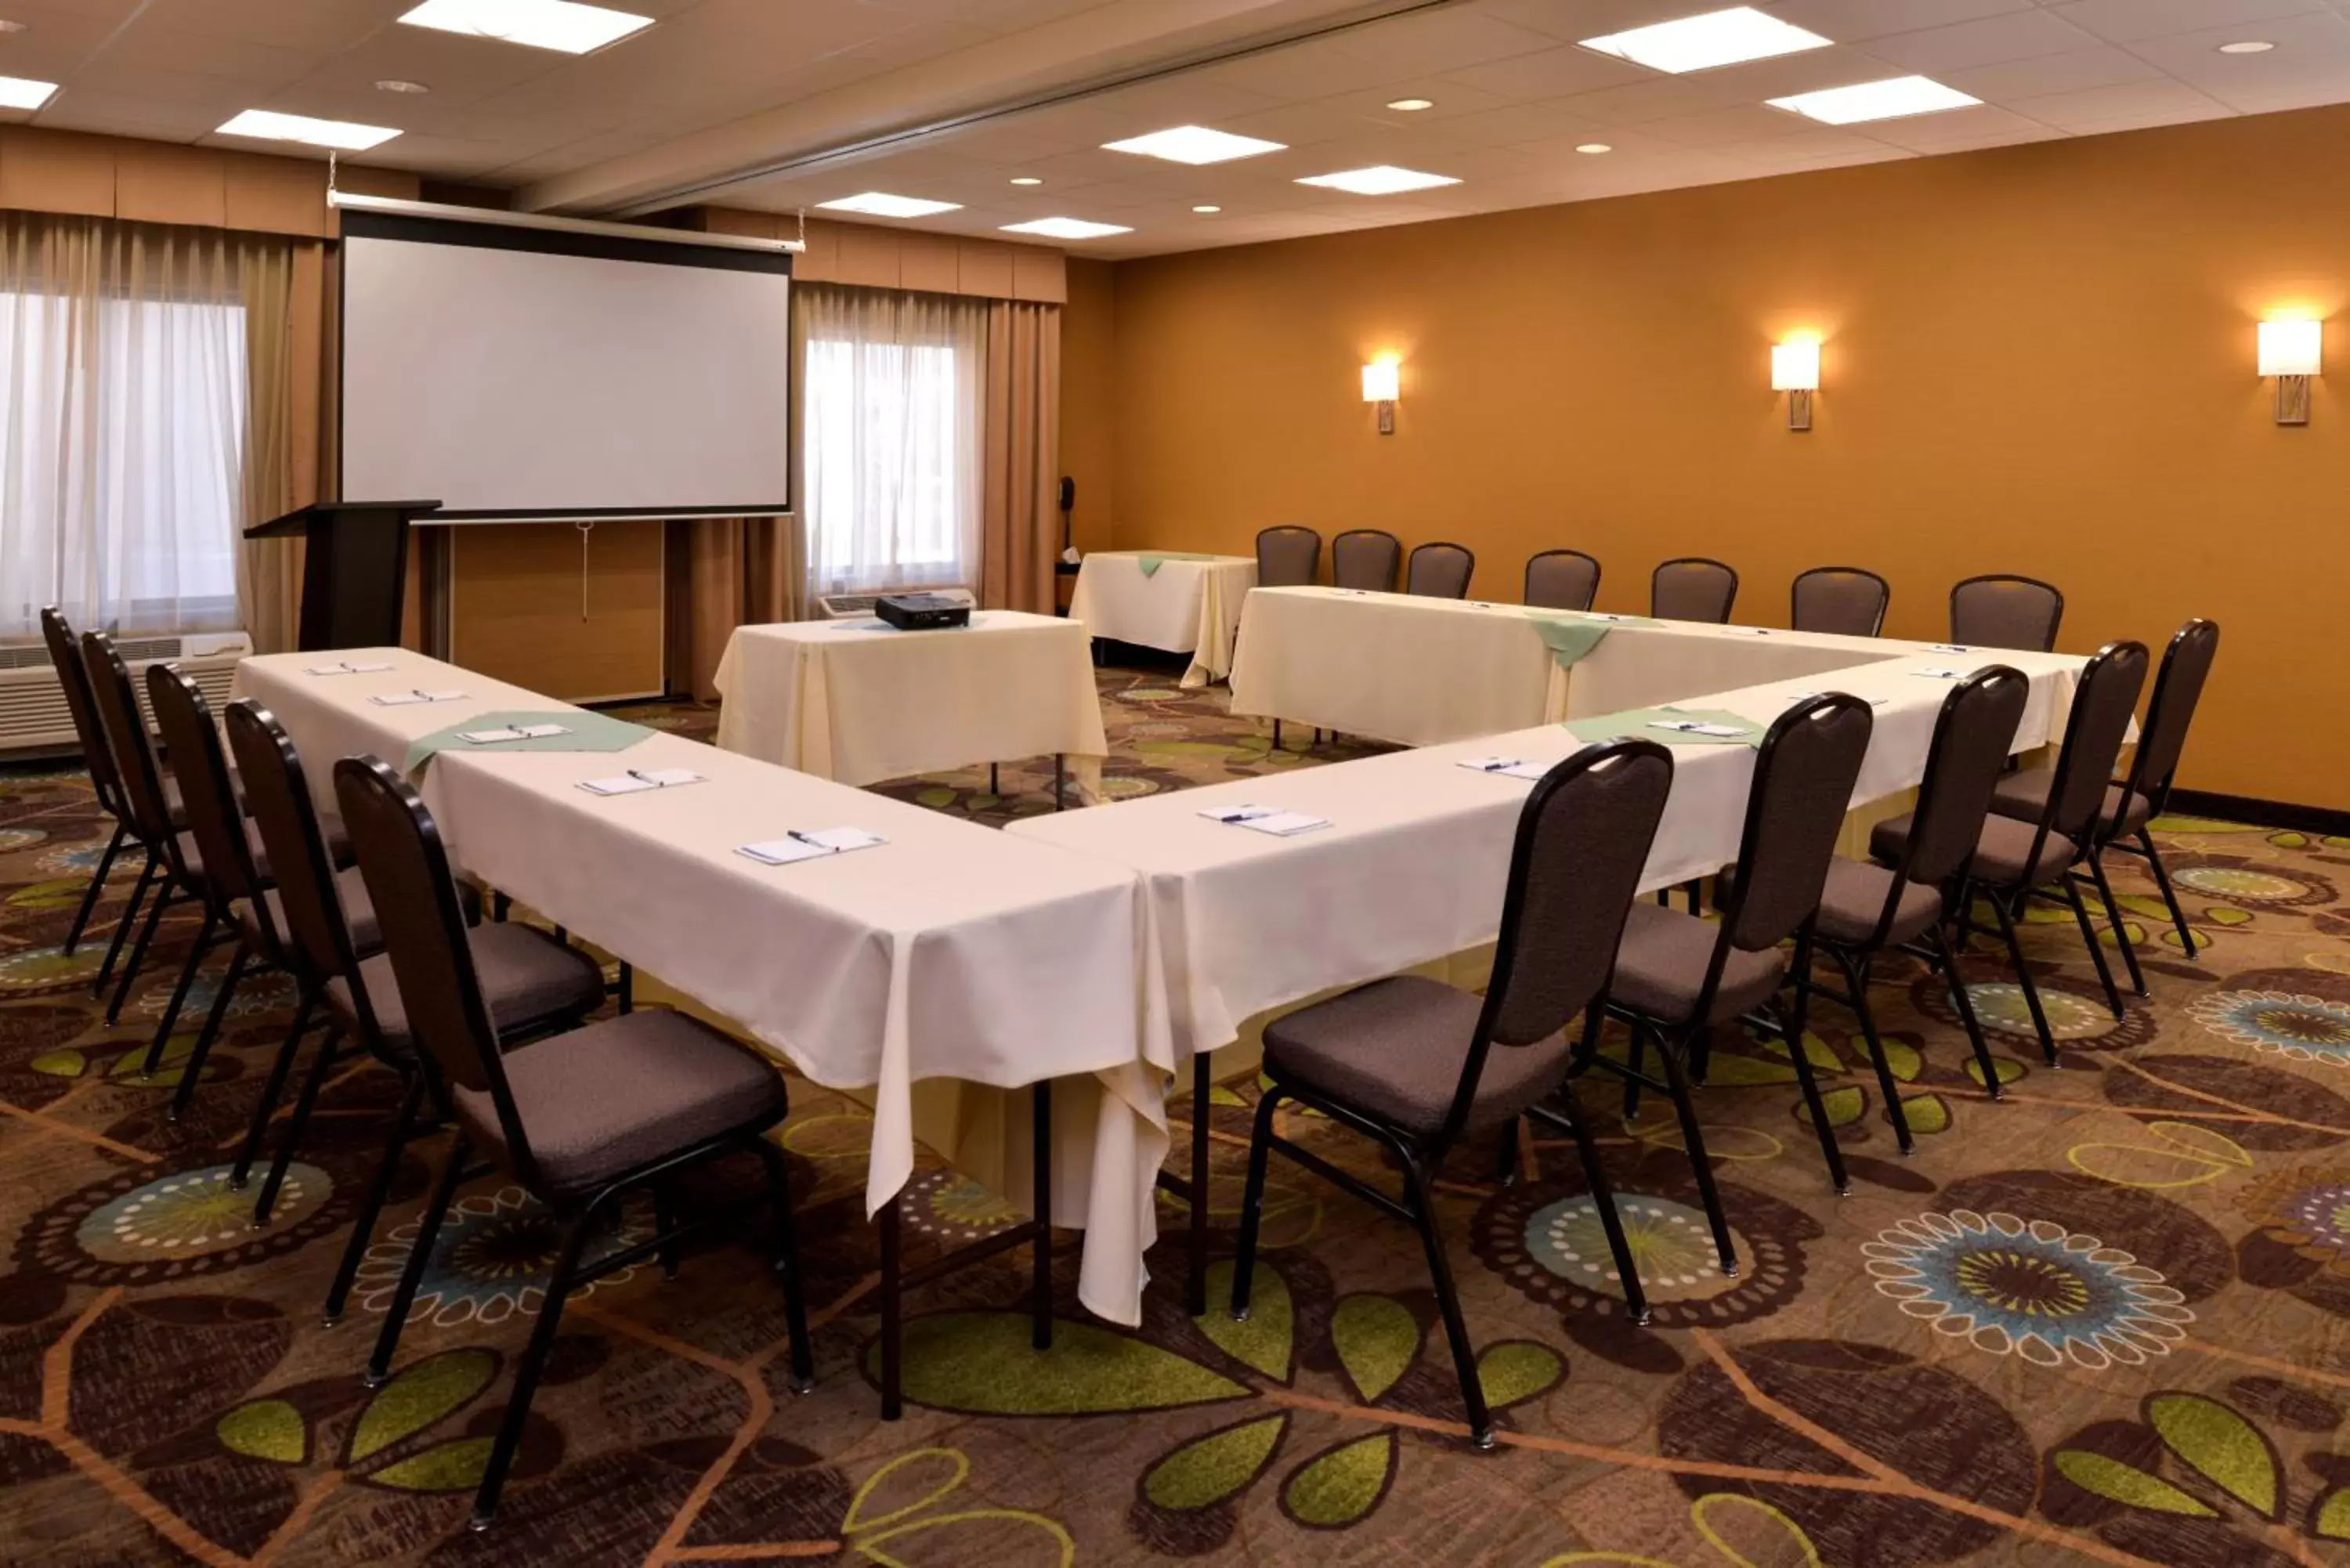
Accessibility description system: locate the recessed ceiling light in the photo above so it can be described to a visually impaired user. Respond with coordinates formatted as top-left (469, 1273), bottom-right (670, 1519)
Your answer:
top-left (1103, 125), bottom-right (1285, 164)
top-left (1191, 204), bottom-right (1221, 214)
top-left (376, 78), bottom-right (431, 94)
top-left (1575, 142), bottom-right (1612, 154)
top-left (1296, 164), bottom-right (1459, 196)
top-left (1386, 97), bottom-right (1435, 111)
top-left (1009, 176), bottom-right (1043, 186)
top-left (217, 108), bottom-right (400, 150)
top-left (397, 0), bottom-right (652, 55)
top-left (1581, 6), bottom-right (1831, 74)
top-left (1001, 217), bottom-right (1132, 240)
top-left (1766, 75), bottom-right (1979, 125)
top-left (819, 192), bottom-right (962, 219)
top-left (0, 73), bottom-right (56, 110)
top-left (2217, 38), bottom-right (2275, 53)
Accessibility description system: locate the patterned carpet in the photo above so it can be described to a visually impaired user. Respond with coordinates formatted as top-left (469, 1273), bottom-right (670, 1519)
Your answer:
top-left (3, 666), bottom-right (2349, 1566)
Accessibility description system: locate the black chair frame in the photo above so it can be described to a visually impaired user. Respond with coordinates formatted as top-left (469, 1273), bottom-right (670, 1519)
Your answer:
top-left (1950, 573), bottom-right (2063, 652)
top-left (1790, 565), bottom-right (1891, 638)
top-left (41, 608), bottom-right (137, 966)
top-left (1524, 549), bottom-right (1601, 612)
top-left (2088, 620), bottom-right (2218, 988)
top-left (1405, 540), bottom-right (1476, 598)
top-left (1651, 556), bottom-right (1739, 623)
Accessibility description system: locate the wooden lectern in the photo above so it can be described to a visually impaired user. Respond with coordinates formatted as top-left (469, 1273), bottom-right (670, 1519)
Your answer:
top-left (247, 500), bottom-right (442, 652)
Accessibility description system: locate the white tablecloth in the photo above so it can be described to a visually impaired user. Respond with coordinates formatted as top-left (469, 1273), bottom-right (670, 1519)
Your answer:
top-left (711, 612), bottom-right (1108, 794)
top-left (1068, 552), bottom-right (1256, 688)
top-left (233, 650), bottom-right (1170, 1324)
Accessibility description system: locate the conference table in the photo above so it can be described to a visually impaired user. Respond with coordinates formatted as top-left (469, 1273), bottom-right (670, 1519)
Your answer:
top-left (233, 650), bottom-right (1168, 1324)
top-left (1068, 551), bottom-right (1255, 688)
top-left (711, 611), bottom-right (1108, 800)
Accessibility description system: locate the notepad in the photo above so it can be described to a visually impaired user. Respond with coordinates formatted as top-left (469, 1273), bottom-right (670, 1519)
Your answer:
top-left (1789, 692), bottom-right (1889, 707)
top-left (1330, 588), bottom-right (1368, 597)
top-left (1459, 757), bottom-right (1551, 781)
top-left (306, 660), bottom-right (395, 676)
top-left (370, 689), bottom-right (468, 706)
top-left (1723, 627), bottom-right (1774, 637)
top-left (1927, 643), bottom-right (1971, 654)
top-left (1650, 719), bottom-right (1752, 739)
top-left (459, 723), bottom-right (569, 745)
top-left (1197, 804), bottom-right (1327, 836)
top-left (738, 827), bottom-right (888, 865)
top-left (1911, 667), bottom-right (1965, 681)
top-left (577, 768), bottom-right (705, 797)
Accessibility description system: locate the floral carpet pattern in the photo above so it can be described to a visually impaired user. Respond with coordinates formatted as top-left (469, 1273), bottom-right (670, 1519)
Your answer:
top-left (3, 666), bottom-right (2350, 1566)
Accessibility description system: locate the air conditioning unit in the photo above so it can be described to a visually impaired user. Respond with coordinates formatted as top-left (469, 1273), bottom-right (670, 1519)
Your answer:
top-left (0, 630), bottom-right (253, 756)
top-left (815, 587), bottom-right (977, 621)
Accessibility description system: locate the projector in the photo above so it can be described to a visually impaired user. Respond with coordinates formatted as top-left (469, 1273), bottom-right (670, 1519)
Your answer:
top-left (874, 593), bottom-right (973, 630)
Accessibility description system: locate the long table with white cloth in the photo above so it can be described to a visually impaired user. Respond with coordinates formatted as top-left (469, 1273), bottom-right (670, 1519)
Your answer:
top-left (1068, 551), bottom-right (1256, 688)
top-left (233, 649), bottom-right (1170, 1324)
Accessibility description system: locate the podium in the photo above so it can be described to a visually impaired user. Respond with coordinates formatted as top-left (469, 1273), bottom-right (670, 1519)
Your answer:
top-left (247, 500), bottom-right (442, 652)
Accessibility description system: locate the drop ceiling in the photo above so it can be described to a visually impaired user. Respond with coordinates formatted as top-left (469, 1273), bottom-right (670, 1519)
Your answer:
top-left (3, 0), bottom-right (2348, 258)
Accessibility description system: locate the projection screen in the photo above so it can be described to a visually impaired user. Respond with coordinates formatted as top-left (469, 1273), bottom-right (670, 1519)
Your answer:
top-left (339, 211), bottom-right (792, 518)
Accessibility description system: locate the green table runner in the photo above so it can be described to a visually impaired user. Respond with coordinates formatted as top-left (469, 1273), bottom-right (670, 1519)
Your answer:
top-left (1136, 552), bottom-right (1215, 578)
top-left (1526, 614), bottom-right (1613, 669)
top-left (1564, 705), bottom-right (1764, 748)
top-left (404, 710), bottom-right (655, 772)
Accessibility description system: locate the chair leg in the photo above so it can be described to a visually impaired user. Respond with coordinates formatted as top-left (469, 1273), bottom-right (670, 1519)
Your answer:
top-left (2063, 873), bottom-right (2125, 1020)
top-left (63, 822), bottom-right (127, 956)
top-left (230, 992), bottom-right (319, 1189)
top-left (652, 1180), bottom-right (681, 1281)
top-left (2085, 850), bottom-right (2146, 998)
top-left (94, 852), bottom-right (156, 998)
top-left (1654, 1038), bottom-right (1736, 1276)
top-left (137, 908), bottom-right (216, 1077)
top-left (750, 1138), bottom-right (816, 1393)
top-left (1184, 1050), bottom-right (1212, 1317)
top-left (1837, 948), bottom-right (1912, 1156)
top-left (1492, 1116), bottom-right (1522, 1187)
top-left (1031, 1079), bottom-right (1053, 1351)
top-left (877, 1198), bottom-right (902, 1421)
top-left (367, 1133), bottom-right (472, 1387)
top-left (1988, 890), bottom-right (2059, 1067)
top-left (470, 1205), bottom-right (595, 1530)
top-left (1535, 1085), bottom-right (1649, 1326)
top-left (1229, 1089), bottom-right (1282, 1320)
top-left (1779, 948), bottom-right (1853, 1195)
top-left (1954, 876), bottom-right (1979, 953)
top-left (169, 942), bottom-right (250, 1120)
top-left (1932, 925), bottom-right (2003, 1102)
top-left (255, 1027), bottom-right (345, 1225)
top-left (616, 963), bottom-right (633, 1014)
top-left (324, 1072), bottom-right (424, 1326)
top-left (1401, 1153), bottom-right (1493, 1451)
top-left (1622, 1023), bottom-right (1647, 1121)
top-left (1270, 720), bottom-right (1281, 752)
top-left (2138, 829), bottom-right (2196, 956)
top-left (107, 881), bottom-right (175, 1025)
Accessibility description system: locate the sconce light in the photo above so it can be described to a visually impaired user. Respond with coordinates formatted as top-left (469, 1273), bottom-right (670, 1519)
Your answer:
top-left (1771, 338), bottom-right (1820, 432)
top-left (1361, 355), bottom-right (1400, 435)
top-left (2258, 318), bottom-right (2321, 425)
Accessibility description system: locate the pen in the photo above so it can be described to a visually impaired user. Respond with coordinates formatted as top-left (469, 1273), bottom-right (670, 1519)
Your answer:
top-left (785, 829), bottom-right (830, 851)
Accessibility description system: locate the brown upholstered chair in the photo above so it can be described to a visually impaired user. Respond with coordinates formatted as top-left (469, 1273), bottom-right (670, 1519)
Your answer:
top-left (331, 753), bottom-right (813, 1530)
top-left (1231, 739), bottom-right (1674, 1447)
top-left (1332, 528), bottom-right (1401, 592)
top-left (1524, 549), bottom-right (1600, 612)
top-left (1950, 573), bottom-right (2063, 651)
top-left (1651, 556), bottom-right (1738, 623)
top-left (1255, 525), bottom-right (1321, 587)
top-left (1871, 641), bottom-right (2149, 1066)
top-left (1798, 668), bottom-right (2027, 1151)
top-left (1791, 566), bottom-right (1890, 637)
top-left (41, 608), bottom-right (142, 966)
top-left (1987, 618), bottom-right (2218, 993)
top-left (1579, 695), bottom-right (1875, 1270)
top-left (1405, 540), bottom-right (1475, 598)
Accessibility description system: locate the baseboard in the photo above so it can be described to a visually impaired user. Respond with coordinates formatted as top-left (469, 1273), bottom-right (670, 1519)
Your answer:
top-left (2168, 789), bottom-right (2350, 836)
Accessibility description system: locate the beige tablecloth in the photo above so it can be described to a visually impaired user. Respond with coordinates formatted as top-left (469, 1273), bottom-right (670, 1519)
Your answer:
top-left (1067, 552), bottom-right (1256, 688)
top-left (233, 650), bottom-right (1170, 1324)
top-left (711, 612), bottom-right (1108, 797)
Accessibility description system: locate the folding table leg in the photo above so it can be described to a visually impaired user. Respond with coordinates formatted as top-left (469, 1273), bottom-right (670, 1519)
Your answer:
top-left (1053, 755), bottom-right (1066, 811)
top-left (1032, 1080), bottom-right (1054, 1349)
top-left (878, 1199), bottom-right (903, 1420)
top-left (1185, 1051), bottom-right (1212, 1316)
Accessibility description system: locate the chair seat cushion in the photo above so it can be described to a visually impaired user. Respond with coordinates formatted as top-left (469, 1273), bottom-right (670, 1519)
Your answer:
top-left (1988, 769), bottom-right (2153, 838)
top-left (237, 865), bottom-right (381, 956)
top-left (1262, 974), bottom-right (1566, 1138)
top-left (1611, 901), bottom-right (1787, 1026)
top-left (329, 923), bottom-right (602, 1052)
top-left (459, 1009), bottom-right (789, 1197)
top-left (1872, 811), bottom-right (2077, 891)
top-left (174, 824), bottom-right (272, 885)
top-left (1815, 859), bottom-right (1945, 948)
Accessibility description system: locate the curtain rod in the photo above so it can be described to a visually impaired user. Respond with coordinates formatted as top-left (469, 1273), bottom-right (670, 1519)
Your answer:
top-left (327, 190), bottom-right (804, 254)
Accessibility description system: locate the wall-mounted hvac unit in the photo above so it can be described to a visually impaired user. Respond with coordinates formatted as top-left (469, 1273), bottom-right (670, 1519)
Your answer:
top-left (814, 587), bottom-right (977, 621)
top-left (0, 630), bottom-right (253, 756)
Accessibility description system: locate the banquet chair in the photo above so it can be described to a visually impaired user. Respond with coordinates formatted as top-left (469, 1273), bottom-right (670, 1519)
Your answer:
top-left (1405, 540), bottom-right (1475, 598)
top-left (1871, 641), bottom-right (2148, 1067)
top-left (1578, 695), bottom-right (1874, 1270)
top-left (1791, 566), bottom-right (1890, 637)
top-left (1950, 573), bottom-right (2063, 651)
top-left (1231, 740), bottom-right (1673, 1447)
top-left (1332, 528), bottom-right (1401, 592)
top-left (1651, 557), bottom-right (1738, 623)
top-left (1524, 549), bottom-right (1600, 612)
top-left (41, 608), bottom-right (143, 973)
top-left (331, 753), bottom-right (814, 1530)
top-left (1793, 668), bottom-right (2026, 1151)
top-left (1987, 618), bottom-right (2218, 992)
top-left (1255, 525), bottom-right (1321, 587)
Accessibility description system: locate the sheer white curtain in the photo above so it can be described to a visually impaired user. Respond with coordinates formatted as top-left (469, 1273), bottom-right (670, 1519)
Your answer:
top-left (0, 215), bottom-right (260, 637)
top-left (799, 284), bottom-right (985, 598)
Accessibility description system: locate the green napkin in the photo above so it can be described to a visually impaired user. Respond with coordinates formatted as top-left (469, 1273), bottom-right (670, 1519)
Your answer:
top-left (1136, 552), bottom-right (1215, 578)
top-left (404, 710), bottom-right (655, 772)
top-left (1527, 614), bottom-right (1612, 669)
top-left (1565, 706), bottom-right (1764, 748)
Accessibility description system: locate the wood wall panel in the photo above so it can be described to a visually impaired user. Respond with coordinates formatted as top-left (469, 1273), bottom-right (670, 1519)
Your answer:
top-left (1011, 244), bottom-right (1067, 304)
top-left (0, 128), bottom-right (116, 217)
top-left (448, 521), bottom-right (667, 702)
top-left (898, 229), bottom-right (960, 294)
top-left (115, 143), bottom-right (226, 228)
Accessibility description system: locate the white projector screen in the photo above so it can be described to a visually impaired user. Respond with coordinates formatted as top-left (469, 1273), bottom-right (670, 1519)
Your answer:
top-left (340, 212), bottom-right (792, 518)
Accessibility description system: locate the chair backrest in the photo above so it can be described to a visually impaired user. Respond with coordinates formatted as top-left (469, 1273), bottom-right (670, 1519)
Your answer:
top-left (1652, 557), bottom-right (1737, 623)
top-left (334, 755), bottom-right (538, 1172)
top-left (226, 701), bottom-right (367, 993)
top-left (2123, 619), bottom-right (2218, 810)
top-left (1886, 667), bottom-right (2030, 894)
top-left (1405, 541), bottom-right (1474, 598)
top-left (78, 630), bottom-right (179, 847)
top-left (1255, 526), bottom-right (1321, 588)
top-left (2042, 640), bottom-right (2149, 845)
top-left (1791, 566), bottom-right (1889, 637)
top-left (42, 608), bottom-right (124, 817)
top-left (1524, 550), bottom-right (1600, 612)
top-left (1950, 573), bottom-right (2063, 652)
top-left (146, 666), bottom-right (259, 907)
top-left (1718, 695), bottom-right (1875, 954)
top-left (1331, 529), bottom-right (1401, 592)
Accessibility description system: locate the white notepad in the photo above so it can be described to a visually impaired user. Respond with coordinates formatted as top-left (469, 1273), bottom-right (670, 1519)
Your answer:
top-left (738, 827), bottom-right (888, 865)
top-left (1789, 692), bottom-right (1889, 707)
top-left (370, 689), bottom-right (468, 706)
top-left (459, 723), bottom-right (569, 744)
top-left (1927, 643), bottom-right (1971, 654)
top-left (577, 768), bottom-right (705, 797)
top-left (1459, 757), bottom-right (1552, 781)
top-left (1197, 804), bottom-right (1328, 836)
top-left (1723, 627), bottom-right (1773, 637)
top-left (306, 660), bottom-right (395, 676)
top-left (1911, 667), bottom-right (1965, 681)
top-left (1650, 719), bottom-right (1750, 738)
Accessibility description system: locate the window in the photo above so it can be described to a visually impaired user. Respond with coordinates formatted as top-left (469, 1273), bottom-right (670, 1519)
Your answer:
top-left (799, 285), bottom-right (984, 597)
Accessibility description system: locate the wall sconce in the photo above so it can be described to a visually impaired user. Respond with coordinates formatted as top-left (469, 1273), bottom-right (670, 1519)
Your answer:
top-left (2258, 318), bottom-right (2321, 425)
top-left (1361, 355), bottom-right (1400, 435)
top-left (1771, 338), bottom-right (1820, 432)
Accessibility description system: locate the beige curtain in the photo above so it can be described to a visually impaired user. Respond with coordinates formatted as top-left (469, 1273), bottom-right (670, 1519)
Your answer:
top-left (979, 299), bottom-right (1061, 613)
top-left (236, 236), bottom-right (328, 652)
top-left (678, 513), bottom-right (808, 700)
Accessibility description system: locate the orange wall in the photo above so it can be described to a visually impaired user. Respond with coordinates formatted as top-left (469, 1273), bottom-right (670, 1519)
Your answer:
top-left (1098, 104), bottom-right (2350, 811)
top-left (1061, 257), bottom-right (1119, 555)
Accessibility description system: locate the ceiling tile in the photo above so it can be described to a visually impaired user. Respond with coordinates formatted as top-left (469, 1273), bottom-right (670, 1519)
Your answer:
top-left (1939, 45), bottom-right (2165, 99)
top-left (2046, 0), bottom-right (2330, 45)
top-left (1762, 0), bottom-right (2035, 43)
top-left (1859, 9), bottom-right (2103, 70)
top-left (1440, 44), bottom-right (1653, 101)
top-left (2004, 74), bottom-right (2238, 128)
